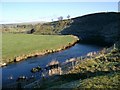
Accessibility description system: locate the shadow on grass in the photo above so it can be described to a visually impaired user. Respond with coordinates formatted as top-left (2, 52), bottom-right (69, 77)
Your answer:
top-left (31, 70), bottom-right (120, 90)
top-left (58, 70), bottom-right (118, 81)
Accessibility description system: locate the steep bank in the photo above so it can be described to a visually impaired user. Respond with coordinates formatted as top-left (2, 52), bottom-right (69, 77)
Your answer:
top-left (61, 12), bottom-right (120, 46)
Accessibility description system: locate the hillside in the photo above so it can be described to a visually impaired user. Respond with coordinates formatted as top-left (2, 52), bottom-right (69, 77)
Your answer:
top-left (61, 12), bottom-right (120, 46)
top-left (34, 12), bottom-right (120, 46)
top-left (34, 20), bottom-right (72, 35)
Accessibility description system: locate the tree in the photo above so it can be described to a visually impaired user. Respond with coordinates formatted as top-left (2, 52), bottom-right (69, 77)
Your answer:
top-left (67, 15), bottom-right (70, 19)
top-left (58, 16), bottom-right (63, 21)
top-left (51, 19), bottom-right (53, 22)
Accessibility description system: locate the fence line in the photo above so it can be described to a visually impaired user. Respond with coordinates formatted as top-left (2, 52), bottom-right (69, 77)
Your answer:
top-left (61, 44), bottom-right (117, 75)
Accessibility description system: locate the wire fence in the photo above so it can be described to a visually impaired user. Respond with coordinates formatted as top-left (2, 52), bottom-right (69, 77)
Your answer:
top-left (61, 43), bottom-right (119, 75)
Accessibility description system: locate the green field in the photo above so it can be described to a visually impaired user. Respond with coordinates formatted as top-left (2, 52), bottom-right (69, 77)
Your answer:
top-left (2, 33), bottom-right (76, 63)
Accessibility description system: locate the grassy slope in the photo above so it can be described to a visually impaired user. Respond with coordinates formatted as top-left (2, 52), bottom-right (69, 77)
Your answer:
top-left (34, 20), bottom-right (71, 35)
top-left (46, 72), bottom-right (120, 89)
top-left (69, 48), bottom-right (120, 89)
top-left (2, 33), bottom-right (76, 63)
top-left (78, 72), bottom-right (120, 88)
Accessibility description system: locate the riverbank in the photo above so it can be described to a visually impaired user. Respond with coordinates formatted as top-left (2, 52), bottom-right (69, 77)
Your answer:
top-left (2, 43), bottom-right (102, 89)
top-left (1, 34), bottom-right (79, 67)
top-left (28, 45), bottom-right (120, 89)
top-left (14, 36), bottom-right (79, 62)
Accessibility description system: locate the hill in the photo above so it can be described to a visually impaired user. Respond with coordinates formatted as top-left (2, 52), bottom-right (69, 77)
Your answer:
top-left (61, 12), bottom-right (120, 46)
top-left (2, 12), bottom-right (120, 46)
top-left (34, 12), bottom-right (120, 46)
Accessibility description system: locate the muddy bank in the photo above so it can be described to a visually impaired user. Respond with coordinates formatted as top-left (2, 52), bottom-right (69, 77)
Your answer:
top-left (1, 35), bottom-right (79, 67)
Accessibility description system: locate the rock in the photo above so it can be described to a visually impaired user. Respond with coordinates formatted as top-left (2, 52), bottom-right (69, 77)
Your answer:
top-left (31, 66), bottom-right (42, 73)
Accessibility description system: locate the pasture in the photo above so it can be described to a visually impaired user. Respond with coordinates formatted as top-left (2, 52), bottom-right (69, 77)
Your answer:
top-left (2, 33), bottom-right (76, 63)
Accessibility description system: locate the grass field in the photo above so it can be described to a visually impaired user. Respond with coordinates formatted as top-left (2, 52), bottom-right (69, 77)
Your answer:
top-left (2, 33), bottom-right (77, 63)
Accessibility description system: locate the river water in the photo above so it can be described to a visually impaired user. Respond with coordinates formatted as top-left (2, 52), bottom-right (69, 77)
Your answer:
top-left (2, 43), bottom-right (103, 87)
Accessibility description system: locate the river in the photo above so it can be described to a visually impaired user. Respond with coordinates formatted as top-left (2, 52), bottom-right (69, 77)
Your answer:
top-left (2, 43), bottom-right (103, 87)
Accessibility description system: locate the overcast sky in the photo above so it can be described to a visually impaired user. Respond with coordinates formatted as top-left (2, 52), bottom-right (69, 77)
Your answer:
top-left (0, 2), bottom-right (118, 24)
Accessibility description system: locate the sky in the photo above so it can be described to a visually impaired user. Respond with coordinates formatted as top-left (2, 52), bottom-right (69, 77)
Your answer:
top-left (0, 2), bottom-right (119, 24)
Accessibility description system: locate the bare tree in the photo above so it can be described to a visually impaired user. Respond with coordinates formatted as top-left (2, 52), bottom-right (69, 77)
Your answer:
top-left (67, 15), bottom-right (70, 19)
top-left (51, 19), bottom-right (53, 22)
top-left (58, 16), bottom-right (63, 21)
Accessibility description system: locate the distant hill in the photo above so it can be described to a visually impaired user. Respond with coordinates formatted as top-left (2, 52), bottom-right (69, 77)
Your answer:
top-left (61, 12), bottom-right (120, 46)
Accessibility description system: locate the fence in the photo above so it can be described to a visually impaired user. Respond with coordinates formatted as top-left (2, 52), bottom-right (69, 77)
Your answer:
top-left (60, 43), bottom-right (118, 75)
